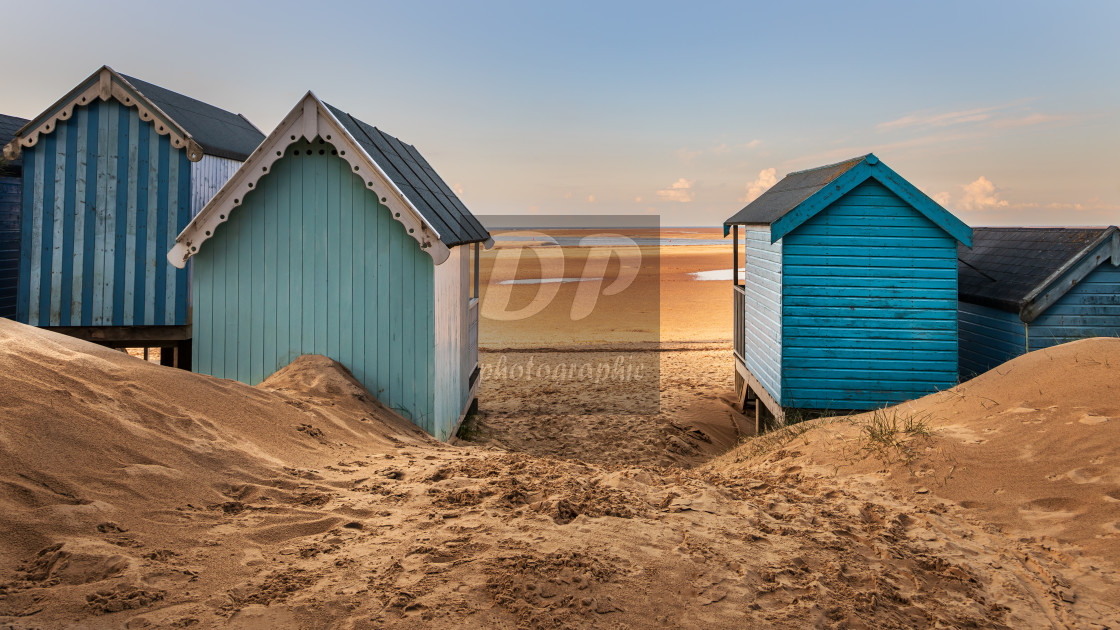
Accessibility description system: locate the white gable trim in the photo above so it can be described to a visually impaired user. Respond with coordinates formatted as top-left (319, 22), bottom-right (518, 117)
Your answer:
top-left (3, 66), bottom-right (203, 162)
top-left (167, 92), bottom-right (450, 268)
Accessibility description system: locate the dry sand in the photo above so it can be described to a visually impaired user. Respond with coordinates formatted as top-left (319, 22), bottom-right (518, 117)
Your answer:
top-left (2, 318), bottom-right (1119, 628)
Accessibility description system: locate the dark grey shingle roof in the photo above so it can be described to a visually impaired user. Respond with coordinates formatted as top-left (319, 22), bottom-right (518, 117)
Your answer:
top-left (324, 103), bottom-right (490, 247)
top-left (958, 227), bottom-right (1112, 312)
top-left (0, 114), bottom-right (29, 171)
top-left (121, 75), bottom-right (264, 162)
top-left (725, 155), bottom-right (867, 225)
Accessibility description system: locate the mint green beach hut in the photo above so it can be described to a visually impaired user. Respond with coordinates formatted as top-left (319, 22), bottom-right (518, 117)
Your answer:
top-left (169, 93), bottom-right (492, 440)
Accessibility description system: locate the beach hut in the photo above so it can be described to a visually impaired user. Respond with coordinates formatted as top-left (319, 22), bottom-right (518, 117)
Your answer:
top-left (958, 226), bottom-right (1120, 378)
top-left (724, 154), bottom-right (972, 424)
top-left (0, 114), bottom-right (30, 319)
top-left (1, 66), bottom-right (264, 365)
top-left (168, 92), bottom-right (492, 440)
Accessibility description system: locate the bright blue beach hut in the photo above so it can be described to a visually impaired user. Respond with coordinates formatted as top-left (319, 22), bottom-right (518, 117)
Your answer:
top-left (1, 66), bottom-right (264, 364)
top-left (724, 154), bottom-right (972, 424)
top-left (958, 226), bottom-right (1120, 378)
top-left (168, 93), bottom-right (492, 440)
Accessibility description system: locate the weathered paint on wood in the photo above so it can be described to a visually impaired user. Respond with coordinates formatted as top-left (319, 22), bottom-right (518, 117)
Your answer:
top-left (0, 177), bottom-right (20, 317)
top-left (192, 140), bottom-right (449, 435)
top-left (778, 179), bottom-right (959, 409)
top-left (189, 156), bottom-right (242, 218)
top-left (16, 100), bottom-right (189, 327)
top-left (433, 246), bottom-right (477, 439)
top-left (740, 226), bottom-right (782, 402)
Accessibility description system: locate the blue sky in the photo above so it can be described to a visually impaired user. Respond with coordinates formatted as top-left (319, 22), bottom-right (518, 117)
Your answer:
top-left (6, 1), bottom-right (1118, 226)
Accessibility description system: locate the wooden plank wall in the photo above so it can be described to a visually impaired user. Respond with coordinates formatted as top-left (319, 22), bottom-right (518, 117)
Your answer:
top-left (1028, 263), bottom-right (1120, 348)
top-left (189, 155), bottom-right (241, 218)
top-left (192, 139), bottom-right (439, 433)
top-left (433, 246), bottom-right (471, 440)
top-left (741, 226), bottom-right (783, 403)
top-left (780, 179), bottom-right (959, 409)
top-left (16, 100), bottom-right (189, 327)
top-left (0, 177), bottom-right (20, 318)
top-left (957, 301), bottom-right (1026, 378)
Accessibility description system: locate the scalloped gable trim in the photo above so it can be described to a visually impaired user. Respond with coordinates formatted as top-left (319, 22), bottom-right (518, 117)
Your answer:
top-left (167, 92), bottom-right (450, 268)
top-left (2, 66), bottom-right (202, 162)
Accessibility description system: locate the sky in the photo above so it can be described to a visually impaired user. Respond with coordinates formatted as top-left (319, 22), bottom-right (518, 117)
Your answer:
top-left (4, 1), bottom-right (1119, 227)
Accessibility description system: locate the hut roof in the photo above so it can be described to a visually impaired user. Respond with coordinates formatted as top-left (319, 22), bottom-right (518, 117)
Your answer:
top-left (2, 66), bottom-right (263, 163)
top-left (726, 155), bottom-right (867, 225)
top-left (958, 226), bottom-right (1120, 321)
top-left (0, 114), bottom-right (29, 171)
top-left (120, 75), bottom-right (264, 161)
top-left (170, 92), bottom-right (491, 269)
top-left (323, 104), bottom-right (490, 248)
top-left (724, 153), bottom-right (972, 246)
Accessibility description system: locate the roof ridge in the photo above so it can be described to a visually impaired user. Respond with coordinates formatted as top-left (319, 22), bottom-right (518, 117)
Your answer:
top-left (785, 154), bottom-right (870, 176)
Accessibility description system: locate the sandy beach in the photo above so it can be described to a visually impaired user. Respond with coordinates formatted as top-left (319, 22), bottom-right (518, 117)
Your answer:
top-left (1, 233), bottom-right (1118, 628)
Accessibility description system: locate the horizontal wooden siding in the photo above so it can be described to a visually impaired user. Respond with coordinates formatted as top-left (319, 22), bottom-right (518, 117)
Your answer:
top-left (192, 139), bottom-right (436, 431)
top-left (1028, 263), bottom-right (1120, 348)
top-left (781, 179), bottom-right (959, 409)
top-left (17, 100), bottom-right (189, 327)
top-left (741, 226), bottom-right (782, 402)
top-left (958, 301), bottom-right (1026, 378)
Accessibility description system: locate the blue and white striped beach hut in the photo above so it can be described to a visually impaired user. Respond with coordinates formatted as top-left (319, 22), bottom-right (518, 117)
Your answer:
top-left (724, 154), bottom-right (972, 424)
top-left (1, 66), bottom-right (263, 364)
top-left (169, 93), bottom-right (492, 440)
top-left (958, 226), bottom-right (1120, 378)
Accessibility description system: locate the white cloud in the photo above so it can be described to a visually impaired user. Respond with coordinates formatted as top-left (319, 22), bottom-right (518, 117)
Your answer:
top-left (739, 168), bottom-right (777, 203)
top-left (656, 178), bottom-right (695, 203)
top-left (932, 191), bottom-right (952, 207)
top-left (586, 194), bottom-right (596, 204)
top-left (452, 183), bottom-right (464, 196)
top-left (710, 143), bottom-right (730, 154)
top-left (959, 176), bottom-right (1009, 211)
top-left (991, 113), bottom-right (1068, 129)
top-left (746, 139), bottom-right (762, 149)
top-left (878, 105), bottom-right (1003, 132)
top-left (634, 196), bottom-right (643, 203)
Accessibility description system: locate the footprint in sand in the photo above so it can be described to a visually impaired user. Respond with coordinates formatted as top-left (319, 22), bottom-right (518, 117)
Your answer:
top-left (1078, 414), bottom-right (1111, 425)
top-left (1067, 467), bottom-right (1107, 484)
top-left (1019, 497), bottom-right (1082, 518)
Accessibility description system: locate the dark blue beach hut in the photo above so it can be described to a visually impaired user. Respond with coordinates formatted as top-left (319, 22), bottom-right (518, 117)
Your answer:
top-left (1, 66), bottom-right (263, 364)
top-left (0, 114), bottom-right (30, 319)
top-left (168, 93), bottom-right (492, 440)
top-left (724, 154), bottom-right (972, 424)
top-left (958, 226), bottom-right (1120, 378)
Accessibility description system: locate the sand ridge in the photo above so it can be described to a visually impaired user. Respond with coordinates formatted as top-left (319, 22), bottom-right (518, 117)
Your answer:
top-left (1, 320), bottom-right (1118, 627)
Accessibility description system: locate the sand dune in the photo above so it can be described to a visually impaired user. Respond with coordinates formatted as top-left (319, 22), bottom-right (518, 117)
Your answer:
top-left (1, 320), bottom-right (1118, 627)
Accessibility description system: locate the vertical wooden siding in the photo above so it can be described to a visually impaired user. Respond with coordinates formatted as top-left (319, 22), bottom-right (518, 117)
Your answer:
top-left (1028, 263), bottom-right (1120, 349)
top-left (189, 155), bottom-right (242, 218)
top-left (0, 177), bottom-right (20, 318)
top-left (192, 140), bottom-right (437, 432)
top-left (741, 226), bottom-right (783, 401)
top-left (780, 179), bottom-right (959, 409)
top-left (16, 100), bottom-right (189, 327)
top-left (957, 302), bottom-right (1026, 378)
top-left (433, 246), bottom-right (471, 440)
